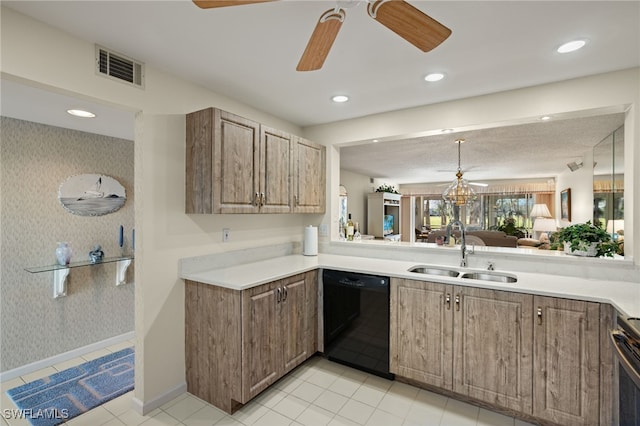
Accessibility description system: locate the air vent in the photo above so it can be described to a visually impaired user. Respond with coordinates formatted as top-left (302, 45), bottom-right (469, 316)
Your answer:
top-left (96, 45), bottom-right (144, 88)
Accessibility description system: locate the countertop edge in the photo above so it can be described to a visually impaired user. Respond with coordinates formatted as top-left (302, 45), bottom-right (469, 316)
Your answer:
top-left (179, 253), bottom-right (640, 317)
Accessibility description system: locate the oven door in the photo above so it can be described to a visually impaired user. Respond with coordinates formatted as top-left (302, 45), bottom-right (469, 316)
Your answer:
top-left (611, 329), bottom-right (640, 425)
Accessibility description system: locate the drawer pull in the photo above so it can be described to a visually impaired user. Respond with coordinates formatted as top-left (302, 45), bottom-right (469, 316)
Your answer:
top-left (445, 293), bottom-right (451, 310)
top-left (537, 307), bottom-right (543, 325)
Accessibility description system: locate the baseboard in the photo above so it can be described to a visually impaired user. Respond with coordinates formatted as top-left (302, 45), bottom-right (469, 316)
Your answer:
top-left (131, 382), bottom-right (187, 415)
top-left (0, 331), bottom-right (134, 383)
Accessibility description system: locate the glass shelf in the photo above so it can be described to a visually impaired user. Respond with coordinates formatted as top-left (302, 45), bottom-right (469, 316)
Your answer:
top-left (25, 255), bottom-right (134, 274)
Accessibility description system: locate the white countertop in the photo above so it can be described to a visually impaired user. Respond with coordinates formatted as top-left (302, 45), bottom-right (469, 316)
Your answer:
top-left (180, 253), bottom-right (640, 318)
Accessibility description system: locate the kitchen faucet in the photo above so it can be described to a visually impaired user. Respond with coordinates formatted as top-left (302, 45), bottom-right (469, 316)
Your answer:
top-left (446, 219), bottom-right (468, 267)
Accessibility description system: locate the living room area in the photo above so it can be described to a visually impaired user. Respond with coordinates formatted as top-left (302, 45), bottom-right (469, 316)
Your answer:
top-left (339, 114), bottom-right (625, 254)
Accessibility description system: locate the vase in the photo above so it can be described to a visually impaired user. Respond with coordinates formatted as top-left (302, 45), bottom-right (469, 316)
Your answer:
top-left (56, 242), bottom-right (72, 265)
top-left (563, 241), bottom-right (598, 257)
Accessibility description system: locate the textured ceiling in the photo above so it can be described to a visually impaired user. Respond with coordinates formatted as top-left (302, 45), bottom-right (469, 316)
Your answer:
top-left (340, 112), bottom-right (626, 184)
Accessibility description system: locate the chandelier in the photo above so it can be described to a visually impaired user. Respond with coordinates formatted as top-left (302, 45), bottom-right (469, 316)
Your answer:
top-left (442, 139), bottom-right (477, 206)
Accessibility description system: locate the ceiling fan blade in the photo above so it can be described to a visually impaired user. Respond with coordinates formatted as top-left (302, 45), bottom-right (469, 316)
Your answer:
top-left (297, 9), bottom-right (345, 72)
top-left (193, 0), bottom-right (276, 9)
top-left (367, 0), bottom-right (451, 52)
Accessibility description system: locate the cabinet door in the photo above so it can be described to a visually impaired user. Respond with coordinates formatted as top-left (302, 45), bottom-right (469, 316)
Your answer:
top-left (533, 296), bottom-right (600, 425)
top-left (281, 275), bottom-right (309, 372)
top-left (305, 271), bottom-right (319, 357)
top-left (242, 281), bottom-right (281, 402)
top-left (214, 109), bottom-right (261, 213)
top-left (293, 137), bottom-right (326, 213)
top-left (260, 126), bottom-right (293, 213)
top-left (186, 108), bottom-right (214, 214)
top-left (390, 278), bottom-right (453, 389)
top-left (453, 287), bottom-right (533, 413)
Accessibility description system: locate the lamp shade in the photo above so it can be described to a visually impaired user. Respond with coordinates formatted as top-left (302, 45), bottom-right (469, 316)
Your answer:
top-left (606, 219), bottom-right (624, 234)
top-left (530, 203), bottom-right (551, 218)
top-left (533, 218), bottom-right (557, 233)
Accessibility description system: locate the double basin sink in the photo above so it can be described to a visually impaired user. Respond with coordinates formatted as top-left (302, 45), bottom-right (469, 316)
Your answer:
top-left (408, 266), bottom-right (517, 283)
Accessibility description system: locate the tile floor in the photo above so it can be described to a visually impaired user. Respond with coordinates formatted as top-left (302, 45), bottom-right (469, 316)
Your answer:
top-left (1, 344), bottom-right (537, 426)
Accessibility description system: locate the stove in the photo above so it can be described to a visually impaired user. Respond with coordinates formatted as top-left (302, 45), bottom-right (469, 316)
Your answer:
top-left (612, 316), bottom-right (640, 425)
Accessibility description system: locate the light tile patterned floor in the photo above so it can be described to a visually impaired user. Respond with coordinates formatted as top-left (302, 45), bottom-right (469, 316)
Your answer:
top-left (1, 345), bottom-right (537, 426)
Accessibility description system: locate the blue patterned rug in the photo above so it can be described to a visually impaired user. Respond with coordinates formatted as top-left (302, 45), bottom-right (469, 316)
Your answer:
top-left (6, 347), bottom-right (134, 426)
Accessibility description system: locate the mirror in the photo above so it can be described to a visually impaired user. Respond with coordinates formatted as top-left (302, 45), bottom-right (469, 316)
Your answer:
top-left (339, 111), bottom-right (628, 256)
top-left (593, 125), bottom-right (625, 253)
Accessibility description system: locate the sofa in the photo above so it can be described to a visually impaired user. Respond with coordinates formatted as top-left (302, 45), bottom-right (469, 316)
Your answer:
top-left (426, 230), bottom-right (518, 248)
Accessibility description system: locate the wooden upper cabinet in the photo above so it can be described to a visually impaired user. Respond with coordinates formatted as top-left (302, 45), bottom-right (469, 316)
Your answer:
top-left (532, 296), bottom-right (600, 425)
top-left (186, 107), bottom-right (325, 214)
top-left (216, 110), bottom-right (262, 213)
top-left (293, 136), bottom-right (326, 213)
top-left (260, 126), bottom-right (293, 213)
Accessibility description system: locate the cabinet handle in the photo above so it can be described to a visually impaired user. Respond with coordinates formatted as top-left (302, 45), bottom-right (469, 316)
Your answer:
top-left (293, 195), bottom-right (298, 207)
top-left (254, 192), bottom-right (260, 207)
top-left (260, 192), bottom-right (265, 206)
top-left (283, 286), bottom-right (288, 302)
top-left (537, 307), bottom-right (543, 325)
top-left (276, 287), bottom-right (281, 304)
top-left (455, 295), bottom-right (460, 311)
top-left (445, 293), bottom-right (451, 310)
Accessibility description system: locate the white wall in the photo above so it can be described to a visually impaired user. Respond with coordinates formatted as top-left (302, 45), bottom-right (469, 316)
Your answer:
top-left (556, 149), bottom-right (595, 227)
top-left (339, 169), bottom-right (373, 234)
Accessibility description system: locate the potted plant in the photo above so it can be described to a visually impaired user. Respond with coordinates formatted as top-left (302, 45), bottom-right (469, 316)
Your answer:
top-left (552, 221), bottom-right (618, 257)
top-left (375, 184), bottom-right (399, 194)
top-left (491, 217), bottom-right (526, 239)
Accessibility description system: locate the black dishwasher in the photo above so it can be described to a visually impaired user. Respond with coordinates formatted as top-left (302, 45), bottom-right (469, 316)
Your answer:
top-left (322, 269), bottom-right (394, 379)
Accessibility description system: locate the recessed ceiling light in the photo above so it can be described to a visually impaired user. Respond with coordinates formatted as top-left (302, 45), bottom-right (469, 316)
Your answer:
top-left (557, 39), bottom-right (586, 54)
top-left (372, 139), bottom-right (379, 143)
top-left (424, 73), bottom-right (445, 82)
top-left (540, 115), bottom-right (552, 121)
top-left (331, 95), bottom-right (349, 103)
top-left (67, 109), bottom-right (96, 118)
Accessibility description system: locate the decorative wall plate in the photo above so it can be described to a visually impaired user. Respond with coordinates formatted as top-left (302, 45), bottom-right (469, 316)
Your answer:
top-left (59, 174), bottom-right (126, 216)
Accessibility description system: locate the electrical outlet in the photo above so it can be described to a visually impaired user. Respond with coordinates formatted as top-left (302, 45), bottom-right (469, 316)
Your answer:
top-left (319, 224), bottom-right (329, 237)
top-left (222, 228), bottom-right (230, 242)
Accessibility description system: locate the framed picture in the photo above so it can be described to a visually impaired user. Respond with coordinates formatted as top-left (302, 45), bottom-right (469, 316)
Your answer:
top-left (560, 188), bottom-right (571, 221)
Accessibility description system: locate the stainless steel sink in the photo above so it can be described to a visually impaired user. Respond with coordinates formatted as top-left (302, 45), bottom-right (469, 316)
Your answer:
top-left (408, 266), bottom-right (460, 277)
top-left (460, 272), bottom-right (517, 283)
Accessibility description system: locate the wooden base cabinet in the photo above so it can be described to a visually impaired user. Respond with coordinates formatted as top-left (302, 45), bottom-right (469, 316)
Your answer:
top-left (391, 278), bottom-right (612, 425)
top-left (185, 271), bottom-right (317, 413)
top-left (390, 278), bottom-right (532, 414)
top-left (532, 296), bottom-right (601, 426)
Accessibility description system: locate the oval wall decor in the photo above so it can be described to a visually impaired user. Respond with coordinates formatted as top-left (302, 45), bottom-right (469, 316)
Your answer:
top-left (59, 174), bottom-right (126, 216)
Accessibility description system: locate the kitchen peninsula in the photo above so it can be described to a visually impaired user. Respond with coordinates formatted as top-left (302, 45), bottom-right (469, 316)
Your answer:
top-left (180, 242), bottom-right (639, 425)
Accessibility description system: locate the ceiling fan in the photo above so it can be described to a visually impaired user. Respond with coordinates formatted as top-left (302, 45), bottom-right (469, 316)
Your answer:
top-left (193, 0), bottom-right (452, 71)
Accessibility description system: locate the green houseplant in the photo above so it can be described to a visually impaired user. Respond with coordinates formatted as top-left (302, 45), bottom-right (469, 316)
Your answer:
top-left (492, 217), bottom-right (526, 239)
top-left (375, 184), bottom-right (399, 194)
top-left (552, 221), bottom-right (618, 257)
